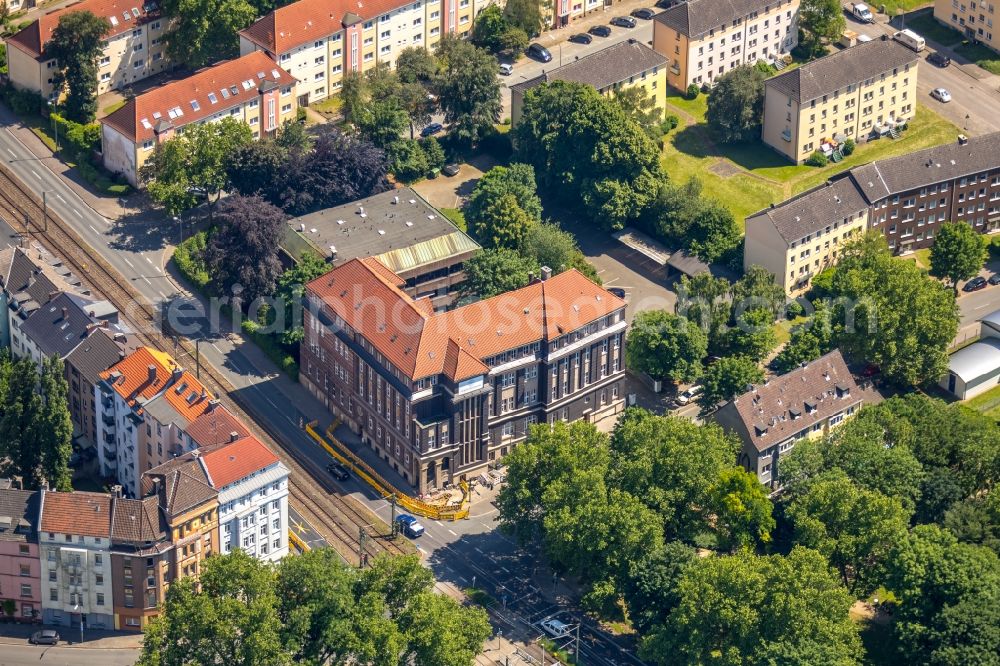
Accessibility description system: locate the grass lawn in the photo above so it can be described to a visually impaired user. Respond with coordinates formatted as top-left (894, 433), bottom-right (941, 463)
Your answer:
top-left (664, 91), bottom-right (708, 120)
top-left (441, 207), bottom-right (467, 232)
top-left (954, 40), bottom-right (1000, 75)
top-left (965, 382), bottom-right (1000, 420)
top-left (101, 99), bottom-right (127, 116)
top-left (902, 247), bottom-right (932, 270)
top-left (774, 315), bottom-right (807, 345)
top-left (660, 101), bottom-right (959, 224)
top-left (882, 0), bottom-right (934, 16)
top-left (310, 95), bottom-right (343, 115)
top-left (901, 13), bottom-right (964, 47)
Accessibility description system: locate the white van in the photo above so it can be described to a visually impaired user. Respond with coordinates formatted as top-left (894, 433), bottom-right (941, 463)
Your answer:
top-left (675, 385), bottom-right (703, 406)
top-left (893, 29), bottom-right (926, 52)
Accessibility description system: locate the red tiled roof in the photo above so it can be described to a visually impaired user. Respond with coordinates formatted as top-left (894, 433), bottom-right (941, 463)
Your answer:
top-left (308, 257), bottom-right (625, 381)
top-left (240, 0), bottom-right (408, 54)
top-left (199, 435), bottom-right (280, 489)
top-left (160, 369), bottom-right (214, 423)
top-left (41, 491), bottom-right (111, 538)
top-left (100, 52), bottom-right (295, 144)
top-left (7, 0), bottom-right (159, 60)
top-left (100, 346), bottom-right (177, 415)
top-left (185, 405), bottom-right (251, 450)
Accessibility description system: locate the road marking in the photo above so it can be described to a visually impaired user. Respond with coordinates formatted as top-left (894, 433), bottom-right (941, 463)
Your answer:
top-left (55, 194), bottom-right (66, 203)
top-left (72, 208), bottom-right (83, 218)
top-left (448, 529), bottom-right (457, 536)
top-left (142, 277), bottom-right (151, 285)
top-left (434, 520), bottom-right (443, 527)
top-left (474, 547), bottom-right (485, 555)
top-left (157, 290), bottom-right (168, 300)
top-left (88, 224), bottom-right (98, 234)
top-left (145, 256), bottom-right (154, 265)
top-left (30, 169), bottom-right (41, 180)
top-left (122, 258), bottom-right (134, 269)
top-left (6, 148), bottom-right (15, 158)
top-left (211, 342), bottom-right (224, 353)
top-left (975, 303), bottom-right (991, 310)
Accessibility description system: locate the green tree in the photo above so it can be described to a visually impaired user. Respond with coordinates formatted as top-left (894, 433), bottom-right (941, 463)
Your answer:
top-left (204, 194), bottom-right (287, 302)
top-left (339, 72), bottom-right (368, 126)
top-left (141, 117), bottom-right (253, 215)
top-left (161, 0), bottom-right (256, 69)
top-left (396, 47), bottom-right (439, 84)
top-left (503, 0), bottom-right (544, 37)
top-left (472, 4), bottom-right (510, 52)
top-left (387, 139), bottom-right (429, 183)
top-left (419, 136), bottom-right (446, 170)
top-left (46, 11), bottom-right (110, 123)
top-left (651, 177), bottom-right (740, 263)
top-left (469, 193), bottom-right (534, 250)
top-left (641, 547), bottom-right (862, 666)
top-left (707, 467), bottom-right (776, 551)
top-left (138, 550), bottom-right (289, 666)
top-left (520, 222), bottom-right (582, 273)
top-left (625, 310), bottom-right (707, 383)
top-left (723, 306), bottom-right (778, 362)
top-left (786, 472), bottom-right (911, 595)
top-left (434, 37), bottom-right (501, 147)
top-left (356, 98), bottom-right (410, 150)
top-left (276, 251), bottom-right (329, 346)
top-left (464, 163), bottom-right (542, 249)
top-left (800, 0), bottom-right (847, 51)
top-left (929, 221), bottom-right (989, 295)
top-left (943, 493), bottom-right (1000, 556)
top-left (621, 542), bottom-right (697, 635)
top-left (829, 232), bottom-right (959, 386)
top-left (706, 64), bottom-right (767, 143)
top-left (39, 355), bottom-right (73, 491)
top-left (462, 248), bottom-right (539, 298)
top-left (612, 86), bottom-right (664, 140)
top-left (772, 302), bottom-right (835, 373)
top-left (675, 272), bottom-right (732, 354)
top-left (700, 355), bottom-right (764, 408)
top-left (732, 264), bottom-right (785, 317)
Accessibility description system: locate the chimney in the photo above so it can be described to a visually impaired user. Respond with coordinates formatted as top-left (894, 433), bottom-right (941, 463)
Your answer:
top-left (200, 388), bottom-right (207, 401)
top-left (208, 399), bottom-right (220, 411)
top-left (230, 431), bottom-right (240, 442)
top-left (151, 477), bottom-right (162, 499)
top-left (329, 245), bottom-right (337, 260)
top-left (147, 364), bottom-right (157, 383)
top-left (61, 307), bottom-right (68, 321)
top-left (528, 271), bottom-right (535, 283)
top-left (171, 367), bottom-right (183, 383)
top-left (540, 266), bottom-right (552, 281)
top-left (111, 484), bottom-right (123, 498)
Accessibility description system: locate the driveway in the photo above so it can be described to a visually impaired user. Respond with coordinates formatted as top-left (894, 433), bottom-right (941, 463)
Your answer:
top-left (411, 154), bottom-right (497, 210)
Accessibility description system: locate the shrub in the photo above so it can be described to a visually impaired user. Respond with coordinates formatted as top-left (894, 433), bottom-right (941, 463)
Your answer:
top-left (805, 150), bottom-right (828, 167)
top-left (419, 136), bottom-right (446, 171)
top-left (842, 137), bottom-right (856, 155)
top-left (0, 83), bottom-right (44, 117)
top-left (808, 267), bottom-right (836, 299)
top-left (172, 230), bottom-right (213, 292)
top-left (663, 114), bottom-right (680, 132)
top-left (785, 300), bottom-right (805, 320)
top-left (685, 83), bottom-right (700, 100)
top-left (990, 235), bottom-right (1000, 258)
top-left (51, 112), bottom-right (100, 160)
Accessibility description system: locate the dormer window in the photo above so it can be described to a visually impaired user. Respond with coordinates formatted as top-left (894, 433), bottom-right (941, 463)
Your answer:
top-left (836, 383), bottom-right (851, 398)
top-left (789, 407), bottom-right (801, 420)
top-left (805, 400), bottom-right (817, 414)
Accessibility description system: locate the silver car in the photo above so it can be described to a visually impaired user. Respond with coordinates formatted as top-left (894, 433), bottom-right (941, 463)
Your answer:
top-left (930, 87), bottom-right (952, 103)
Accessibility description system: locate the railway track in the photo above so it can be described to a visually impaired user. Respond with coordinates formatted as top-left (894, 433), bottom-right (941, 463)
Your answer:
top-left (0, 161), bottom-right (407, 562)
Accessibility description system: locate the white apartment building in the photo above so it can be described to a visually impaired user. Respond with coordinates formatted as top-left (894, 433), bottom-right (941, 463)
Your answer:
top-left (200, 436), bottom-right (290, 563)
top-left (6, 0), bottom-right (169, 100)
top-left (38, 491), bottom-right (114, 630)
top-left (239, 0), bottom-right (490, 104)
top-left (652, 0), bottom-right (799, 91)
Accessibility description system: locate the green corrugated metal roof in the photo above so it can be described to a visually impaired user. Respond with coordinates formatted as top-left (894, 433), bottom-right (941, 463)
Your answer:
top-left (375, 230), bottom-right (480, 273)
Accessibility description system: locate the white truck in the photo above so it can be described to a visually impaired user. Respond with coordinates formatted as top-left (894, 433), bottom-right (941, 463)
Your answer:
top-left (848, 2), bottom-right (874, 23)
top-left (893, 28), bottom-right (926, 52)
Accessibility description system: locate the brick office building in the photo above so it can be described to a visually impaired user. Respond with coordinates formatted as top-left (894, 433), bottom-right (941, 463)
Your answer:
top-left (301, 257), bottom-right (627, 493)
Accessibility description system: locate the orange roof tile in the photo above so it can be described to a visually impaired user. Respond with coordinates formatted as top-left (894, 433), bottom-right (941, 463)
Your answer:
top-left (308, 257), bottom-right (625, 381)
top-left (185, 405), bottom-right (251, 450)
top-left (240, 0), bottom-right (410, 54)
top-left (41, 491), bottom-right (112, 538)
top-left (100, 346), bottom-right (177, 414)
top-left (160, 369), bottom-right (214, 423)
top-left (7, 0), bottom-right (159, 60)
top-left (199, 435), bottom-right (280, 489)
top-left (100, 52), bottom-right (295, 144)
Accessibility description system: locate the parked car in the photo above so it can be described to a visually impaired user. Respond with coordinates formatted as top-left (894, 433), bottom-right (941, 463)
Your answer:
top-left (607, 287), bottom-right (627, 300)
top-left (395, 514), bottom-right (425, 538)
top-left (29, 630), bottom-right (59, 645)
top-left (326, 462), bottom-right (350, 481)
top-left (569, 32), bottom-right (593, 44)
top-left (847, 2), bottom-right (874, 23)
top-left (655, 0), bottom-right (680, 7)
top-left (610, 15), bottom-right (637, 27)
top-left (420, 122), bottom-right (443, 137)
top-left (963, 275), bottom-right (988, 292)
top-left (498, 62), bottom-right (513, 76)
top-left (927, 51), bottom-right (951, 67)
top-left (631, 7), bottom-right (656, 19)
top-left (893, 28), bottom-right (926, 52)
top-left (527, 43), bottom-right (552, 62)
top-left (539, 618), bottom-right (570, 638)
top-left (989, 273), bottom-right (1000, 285)
top-left (589, 24), bottom-right (612, 37)
top-left (930, 87), bottom-right (952, 103)
top-left (442, 163), bottom-right (461, 177)
top-left (675, 385), bottom-right (703, 406)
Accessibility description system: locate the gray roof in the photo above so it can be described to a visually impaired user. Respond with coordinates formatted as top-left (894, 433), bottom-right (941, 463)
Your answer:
top-left (765, 36), bottom-right (918, 103)
top-left (510, 39), bottom-right (667, 95)
top-left (746, 177), bottom-right (868, 244)
top-left (654, 0), bottom-right (777, 37)
top-left (1, 246), bottom-right (84, 316)
top-left (20, 291), bottom-right (102, 359)
top-left (63, 328), bottom-right (130, 384)
top-left (0, 489), bottom-right (40, 543)
top-left (948, 337), bottom-right (1000, 383)
top-left (849, 131), bottom-right (1000, 202)
top-left (285, 187), bottom-right (480, 275)
top-left (981, 308), bottom-right (1000, 337)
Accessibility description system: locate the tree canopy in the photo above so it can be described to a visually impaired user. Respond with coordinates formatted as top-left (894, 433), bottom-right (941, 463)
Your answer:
top-left (461, 248), bottom-right (539, 299)
top-left (800, 0), bottom-right (847, 52)
top-left (204, 195), bottom-right (287, 302)
top-left (161, 0), bottom-right (256, 69)
top-left (929, 221), bottom-right (988, 295)
top-left (46, 11), bottom-right (110, 123)
top-left (706, 64), bottom-right (767, 143)
top-left (625, 310), bottom-right (707, 383)
top-left (464, 163), bottom-right (542, 249)
top-left (700, 355), bottom-right (765, 408)
top-left (651, 177), bottom-right (741, 263)
top-left (434, 37), bottom-right (501, 147)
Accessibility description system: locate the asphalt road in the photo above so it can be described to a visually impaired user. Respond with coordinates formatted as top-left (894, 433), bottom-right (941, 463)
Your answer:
top-left (0, 644), bottom-right (137, 666)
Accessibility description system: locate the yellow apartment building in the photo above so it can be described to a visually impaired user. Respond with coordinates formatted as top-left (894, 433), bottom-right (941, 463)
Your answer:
top-left (652, 0), bottom-right (799, 91)
top-left (99, 52), bottom-right (297, 186)
top-left (744, 177), bottom-right (870, 294)
top-left (934, 0), bottom-right (999, 54)
top-left (6, 0), bottom-right (170, 100)
top-left (509, 38), bottom-right (667, 124)
top-left (762, 36), bottom-right (918, 163)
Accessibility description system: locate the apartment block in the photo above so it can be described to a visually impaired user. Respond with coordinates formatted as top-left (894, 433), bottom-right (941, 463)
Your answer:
top-left (6, 0), bottom-right (169, 100)
top-left (934, 0), bottom-right (999, 55)
top-left (238, 0), bottom-right (491, 105)
top-left (0, 489), bottom-right (42, 622)
top-left (108, 494), bottom-right (169, 631)
top-left (714, 350), bottom-right (868, 488)
top-left (510, 39), bottom-right (667, 125)
top-left (38, 491), bottom-right (114, 629)
top-left (202, 436), bottom-right (290, 563)
top-left (762, 36), bottom-right (918, 163)
top-left (744, 178), bottom-right (870, 294)
top-left (301, 258), bottom-right (627, 494)
top-left (100, 52), bottom-right (297, 186)
top-left (544, 0), bottom-right (611, 30)
top-left (652, 0), bottom-right (799, 91)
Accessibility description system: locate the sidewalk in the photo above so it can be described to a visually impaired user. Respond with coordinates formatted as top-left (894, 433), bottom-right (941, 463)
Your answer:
top-left (0, 622), bottom-right (143, 649)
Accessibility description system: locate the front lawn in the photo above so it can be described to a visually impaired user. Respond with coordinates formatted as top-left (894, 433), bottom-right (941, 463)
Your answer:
top-left (954, 41), bottom-right (1000, 74)
top-left (965, 382), bottom-right (1000, 420)
top-left (901, 13), bottom-right (964, 47)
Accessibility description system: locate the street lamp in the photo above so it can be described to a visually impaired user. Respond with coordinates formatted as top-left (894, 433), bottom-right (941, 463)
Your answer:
top-left (173, 215), bottom-right (183, 245)
top-left (194, 337), bottom-right (202, 379)
top-left (72, 604), bottom-right (83, 644)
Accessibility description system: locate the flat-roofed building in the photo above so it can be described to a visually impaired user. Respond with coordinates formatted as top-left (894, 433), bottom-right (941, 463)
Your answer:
top-left (6, 0), bottom-right (169, 100)
top-left (100, 52), bottom-right (297, 186)
top-left (284, 188), bottom-right (480, 310)
top-left (934, 0), bottom-right (999, 57)
top-left (652, 0), bottom-right (799, 91)
top-left (510, 39), bottom-right (668, 124)
top-left (762, 36), bottom-right (918, 163)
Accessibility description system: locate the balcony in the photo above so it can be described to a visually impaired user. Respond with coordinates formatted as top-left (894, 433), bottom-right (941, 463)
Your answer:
top-left (102, 413), bottom-right (115, 427)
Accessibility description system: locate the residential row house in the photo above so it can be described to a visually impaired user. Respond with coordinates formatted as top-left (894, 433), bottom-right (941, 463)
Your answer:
top-left (652, 0), bottom-right (799, 91)
top-left (714, 350), bottom-right (869, 488)
top-left (510, 39), bottom-right (667, 125)
top-left (762, 36), bottom-right (918, 164)
top-left (0, 488), bottom-right (42, 622)
top-left (6, 0), bottom-right (170, 101)
top-left (238, 0), bottom-right (492, 106)
top-left (301, 258), bottom-right (627, 494)
top-left (746, 131), bottom-right (1000, 293)
top-left (100, 51), bottom-right (298, 186)
top-left (934, 0), bottom-right (999, 56)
